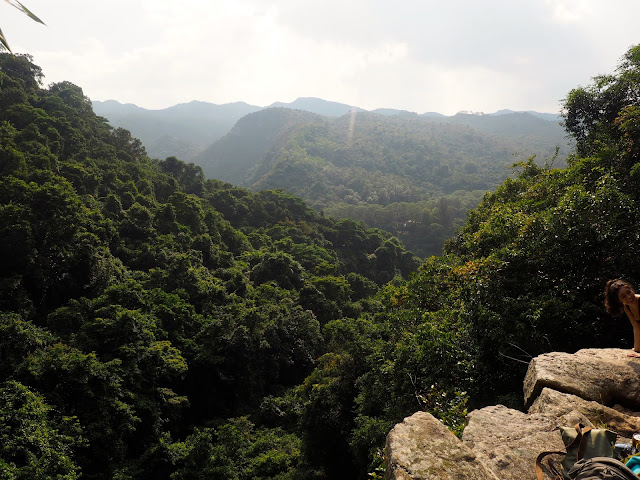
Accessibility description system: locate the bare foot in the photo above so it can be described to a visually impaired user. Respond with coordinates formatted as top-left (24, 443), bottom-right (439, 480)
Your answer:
top-left (628, 350), bottom-right (640, 358)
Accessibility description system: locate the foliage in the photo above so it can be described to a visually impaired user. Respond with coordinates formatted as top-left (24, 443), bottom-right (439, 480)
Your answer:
top-left (428, 44), bottom-right (640, 400)
top-left (198, 107), bottom-right (568, 257)
top-left (0, 52), bottom-right (419, 479)
top-left (289, 42), bottom-right (640, 478)
top-left (563, 45), bottom-right (640, 160)
top-left (170, 418), bottom-right (300, 480)
top-left (0, 380), bottom-right (82, 479)
top-left (1, 1), bottom-right (44, 53)
top-left (3, 43), bottom-right (639, 480)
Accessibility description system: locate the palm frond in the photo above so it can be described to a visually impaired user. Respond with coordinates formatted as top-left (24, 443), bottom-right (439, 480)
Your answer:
top-left (0, 26), bottom-right (11, 52)
top-left (8, 0), bottom-right (45, 25)
top-left (1, 1), bottom-right (45, 55)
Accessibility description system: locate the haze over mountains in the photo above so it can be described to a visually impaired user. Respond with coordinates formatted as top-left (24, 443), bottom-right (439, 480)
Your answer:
top-left (93, 96), bottom-right (571, 257)
top-left (93, 97), bottom-right (565, 163)
top-left (93, 99), bottom-right (261, 161)
top-left (3, 33), bottom-right (638, 480)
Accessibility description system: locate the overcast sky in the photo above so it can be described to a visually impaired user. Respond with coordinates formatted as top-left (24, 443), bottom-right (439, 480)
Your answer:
top-left (4, 0), bottom-right (640, 115)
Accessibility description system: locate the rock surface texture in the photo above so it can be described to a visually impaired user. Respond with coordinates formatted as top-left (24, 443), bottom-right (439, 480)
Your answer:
top-left (385, 411), bottom-right (500, 480)
top-left (523, 348), bottom-right (640, 409)
top-left (385, 348), bottom-right (640, 480)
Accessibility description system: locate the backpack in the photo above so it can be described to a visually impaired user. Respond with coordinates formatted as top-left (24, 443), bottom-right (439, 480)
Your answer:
top-left (536, 424), bottom-right (618, 480)
top-left (567, 457), bottom-right (638, 480)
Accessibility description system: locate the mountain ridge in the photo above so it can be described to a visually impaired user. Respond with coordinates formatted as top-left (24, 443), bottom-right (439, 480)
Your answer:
top-left (94, 96), bottom-right (558, 121)
top-left (194, 107), bottom-right (571, 257)
top-left (93, 97), bottom-right (562, 162)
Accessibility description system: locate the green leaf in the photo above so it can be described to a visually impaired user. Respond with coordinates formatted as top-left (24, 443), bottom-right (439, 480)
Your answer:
top-left (0, 26), bottom-right (11, 52)
top-left (6, 0), bottom-right (46, 24)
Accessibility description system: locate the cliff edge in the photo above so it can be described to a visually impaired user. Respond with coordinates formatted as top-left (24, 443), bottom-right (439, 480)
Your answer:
top-left (385, 348), bottom-right (640, 480)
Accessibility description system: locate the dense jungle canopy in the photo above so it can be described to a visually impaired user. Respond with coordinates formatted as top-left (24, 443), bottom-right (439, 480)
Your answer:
top-left (0, 44), bottom-right (639, 480)
top-left (195, 106), bottom-right (568, 258)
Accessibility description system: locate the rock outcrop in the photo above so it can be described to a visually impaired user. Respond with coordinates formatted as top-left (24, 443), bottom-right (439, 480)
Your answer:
top-left (385, 348), bottom-right (640, 480)
top-left (385, 412), bottom-right (499, 480)
top-left (524, 348), bottom-right (640, 409)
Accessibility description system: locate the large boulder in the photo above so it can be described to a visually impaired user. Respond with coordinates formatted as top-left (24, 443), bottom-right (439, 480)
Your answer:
top-left (462, 405), bottom-right (566, 480)
top-left (385, 411), bottom-right (499, 480)
top-left (523, 348), bottom-right (640, 409)
top-left (385, 348), bottom-right (640, 480)
top-left (529, 387), bottom-right (640, 439)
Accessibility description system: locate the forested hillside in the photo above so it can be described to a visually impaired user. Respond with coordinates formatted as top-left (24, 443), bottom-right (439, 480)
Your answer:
top-left (194, 108), bottom-right (323, 187)
top-left (2, 43), bottom-right (639, 480)
top-left (92, 100), bottom-right (262, 162)
top-left (0, 54), bottom-right (419, 480)
top-left (198, 108), bottom-right (569, 257)
top-left (91, 97), bottom-right (362, 162)
top-left (358, 43), bottom-right (640, 412)
top-left (96, 95), bottom-right (569, 258)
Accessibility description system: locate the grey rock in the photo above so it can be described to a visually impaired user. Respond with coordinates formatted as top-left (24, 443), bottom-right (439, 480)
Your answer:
top-left (523, 348), bottom-right (640, 409)
top-left (386, 348), bottom-right (640, 480)
top-left (385, 411), bottom-right (499, 480)
top-left (529, 387), bottom-right (640, 439)
top-left (462, 405), bottom-right (565, 480)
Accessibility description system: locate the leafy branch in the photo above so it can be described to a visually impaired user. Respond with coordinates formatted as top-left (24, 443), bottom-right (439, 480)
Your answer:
top-left (1, 0), bottom-right (45, 53)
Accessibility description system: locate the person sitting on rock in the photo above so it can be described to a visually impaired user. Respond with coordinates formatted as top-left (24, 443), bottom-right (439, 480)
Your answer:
top-left (604, 279), bottom-right (640, 358)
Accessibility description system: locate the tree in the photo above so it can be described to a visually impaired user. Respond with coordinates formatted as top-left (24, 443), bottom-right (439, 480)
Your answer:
top-left (0, 312), bottom-right (52, 380)
top-left (18, 343), bottom-right (139, 478)
top-left (0, 53), bottom-right (434, 479)
top-left (562, 45), bottom-right (640, 161)
top-left (170, 418), bottom-right (301, 480)
top-left (0, 380), bottom-right (82, 479)
top-left (250, 251), bottom-right (305, 290)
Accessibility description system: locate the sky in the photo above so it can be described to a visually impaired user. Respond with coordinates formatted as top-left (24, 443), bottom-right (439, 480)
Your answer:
top-left (3, 0), bottom-right (640, 115)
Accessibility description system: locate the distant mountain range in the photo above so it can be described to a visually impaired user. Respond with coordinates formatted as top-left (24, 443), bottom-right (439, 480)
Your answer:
top-left (92, 99), bottom-right (261, 161)
top-left (92, 96), bottom-right (571, 257)
top-left (191, 106), bottom-right (570, 257)
top-left (92, 97), bottom-right (564, 162)
top-left (195, 107), bottom-right (568, 197)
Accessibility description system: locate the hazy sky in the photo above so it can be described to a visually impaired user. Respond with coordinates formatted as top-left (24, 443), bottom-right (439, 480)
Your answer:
top-left (4, 0), bottom-right (640, 115)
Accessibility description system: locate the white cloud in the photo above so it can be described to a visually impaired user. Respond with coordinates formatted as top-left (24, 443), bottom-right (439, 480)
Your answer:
top-left (28, 2), bottom-right (415, 110)
top-left (6, 0), bottom-right (640, 114)
top-left (545, 0), bottom-right (594, 23)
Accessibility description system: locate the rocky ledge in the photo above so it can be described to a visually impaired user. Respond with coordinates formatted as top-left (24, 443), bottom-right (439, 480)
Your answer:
top-left (385, 348), bottom-right (640, 480)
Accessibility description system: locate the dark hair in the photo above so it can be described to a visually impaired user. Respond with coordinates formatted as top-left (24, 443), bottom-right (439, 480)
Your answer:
top-left (604, 279), bottom-right (633, 317)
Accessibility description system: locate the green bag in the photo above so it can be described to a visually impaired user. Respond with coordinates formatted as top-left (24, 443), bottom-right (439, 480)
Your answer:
top-left (568, 457), bottom-right (638, 480)
top-left (560, 424), bottom-right (617, 476)
top-left (536, 424), bottom-right (618, 480)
